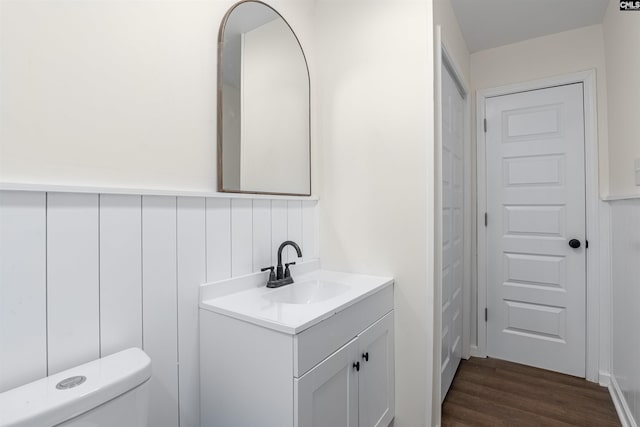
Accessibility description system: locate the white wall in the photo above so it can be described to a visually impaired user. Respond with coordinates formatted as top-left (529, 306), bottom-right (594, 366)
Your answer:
top-left (315, 1), bottom-right (435, 425)
top-left (0, 0), bottom-right (317, 194)
top-left (609, 199), bottom-right (640, 426)
top-left (0, 190), bottom-right (318, 427)
top-left (470, 25), bottom-right (610, 197)
top-left (602, 2), bottom-right (640, 197)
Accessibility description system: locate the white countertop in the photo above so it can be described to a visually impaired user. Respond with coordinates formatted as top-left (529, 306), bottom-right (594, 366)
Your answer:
top-left (199, 267), bottom-right (393, 334)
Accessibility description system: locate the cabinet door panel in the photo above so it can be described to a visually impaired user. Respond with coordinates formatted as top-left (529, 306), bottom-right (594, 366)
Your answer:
top-left (358, 312), bottom-right (394, 427)
top-left (295, 338), bottom-right (358, 427)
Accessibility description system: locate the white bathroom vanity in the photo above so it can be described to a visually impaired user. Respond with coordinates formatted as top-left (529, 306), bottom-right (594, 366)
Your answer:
top-left (199, 262), bottom-right (394, 427)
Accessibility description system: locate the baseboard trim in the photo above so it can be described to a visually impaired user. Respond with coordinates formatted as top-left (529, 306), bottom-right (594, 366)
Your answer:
top-left (599, 370), bottom-right (611, 387)
top-left (609, 374), bottom-right (637, 427)
top-left (469, 345), bottom-right (485, 358)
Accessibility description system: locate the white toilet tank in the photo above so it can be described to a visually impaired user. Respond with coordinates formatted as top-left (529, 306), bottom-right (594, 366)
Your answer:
top-left (0, 348), bottom-right (151, 427)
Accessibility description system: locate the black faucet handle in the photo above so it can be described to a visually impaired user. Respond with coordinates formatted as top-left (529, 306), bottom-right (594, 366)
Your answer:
top-left (261, 266), bottom-right (276, 282)
top-left (284, 262), bottom-right (296, 279)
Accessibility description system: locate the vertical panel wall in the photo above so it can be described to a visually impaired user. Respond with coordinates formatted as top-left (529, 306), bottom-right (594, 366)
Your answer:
top-left (271, 200), bottom-right (288, 265)
top-left (231, 199), bottom-right (253, 276)
top-left (302, 200), bottom-right (319, 261)
top-left (142, 196), bottom-right (179, 427)
top-left (46, 193), bottom-right (100, 375)
top-left (99, 194), bottom-right (143, 357)
top-left (0, 190), bottom-right (318, 427)
top-left (0, 191), bottom-right (47, 390)
top-left (287, 201), bottom-right (303, 262)
top-left (610, 199), bottom-right (640, 426)
top-left (252, 200), bottom-right (272, 272)
top-left (176, 196), bottom-right (206, 427)
top-left (206, 198), bottom-right (231, 282)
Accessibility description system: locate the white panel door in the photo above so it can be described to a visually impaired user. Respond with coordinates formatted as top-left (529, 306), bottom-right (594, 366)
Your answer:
top-left (358, 312), bottom-right (394, 427)
top-left (441, 62), bottom-right (464, 399)
top-left (295, 338), bottom-right (358, 427)
top-left (485, 83), bottom-right (586, 377)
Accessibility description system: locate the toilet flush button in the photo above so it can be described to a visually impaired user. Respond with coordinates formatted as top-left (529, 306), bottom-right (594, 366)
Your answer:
top-left (56, 375), bottom-right (86, 390)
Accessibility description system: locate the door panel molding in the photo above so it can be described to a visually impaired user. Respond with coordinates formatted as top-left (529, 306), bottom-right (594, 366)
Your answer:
top-left (440, 56), bottom-right (466, 398)
top-left (435, 30), bottom-right (473, 414)
top-left (476, 70), bottom-right (602, 382)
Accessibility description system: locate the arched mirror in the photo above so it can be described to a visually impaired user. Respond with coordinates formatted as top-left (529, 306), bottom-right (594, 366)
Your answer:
top-left (218, 1), bottom-right (311, 196)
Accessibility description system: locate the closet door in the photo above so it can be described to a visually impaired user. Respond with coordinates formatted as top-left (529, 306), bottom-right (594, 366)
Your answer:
top-left (441, 61), bottom-right (465, 399)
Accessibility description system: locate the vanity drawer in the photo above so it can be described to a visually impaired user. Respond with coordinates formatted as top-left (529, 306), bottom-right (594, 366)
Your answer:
top-left (293, 284), bottom-right (393, 377)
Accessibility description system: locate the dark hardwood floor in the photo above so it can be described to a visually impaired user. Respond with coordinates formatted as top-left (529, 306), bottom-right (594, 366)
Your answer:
top-left (441, 357), bottom-right (620, 427)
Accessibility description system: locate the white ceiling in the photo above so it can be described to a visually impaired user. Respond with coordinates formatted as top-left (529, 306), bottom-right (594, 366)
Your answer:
top-left (450, 0), bottom-right (609, 53)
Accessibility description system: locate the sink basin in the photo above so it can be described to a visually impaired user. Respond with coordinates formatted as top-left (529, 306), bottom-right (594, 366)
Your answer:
top-left (263, 280), bottom-right (349, 304)
top-left (199, 263), bottom-right (394, 334)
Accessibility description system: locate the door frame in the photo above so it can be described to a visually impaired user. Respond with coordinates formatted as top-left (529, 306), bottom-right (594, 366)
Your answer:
top-left (434, 25), bottom-right (473, 410)
top-left (475, 70), bottom-right (601, 382)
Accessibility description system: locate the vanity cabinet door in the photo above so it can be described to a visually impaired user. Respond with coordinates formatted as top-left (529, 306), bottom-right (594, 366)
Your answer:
top-left (295, 338), bottom-right (359, 427)
top-left (358, 312), bottom-right (395, 427)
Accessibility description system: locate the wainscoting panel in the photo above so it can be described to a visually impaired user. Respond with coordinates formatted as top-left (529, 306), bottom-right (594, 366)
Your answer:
top-left (0, 190), bottom-right (319, 427)
top-left (142, 196), bottom-right (179, 427)
top-left (271, 200), bottom-right (288, 265)
top-left (287, 201), bottom-right (303, 262)
top-left (252, 199), bottom-right (272, 272)
top-left (99, 194), bottom-right (143, 357)
top-left (302, 200), bottom-right (319, 261)
top-left (176, 197), bottom-right (206, 427)
top-left (0, 191), bottom-right (47, 390)
top-left (46, 192), bottom-right (100, 375)
top-left (205, 198), bottom-right (231, 282)
top-left (231, 199), bottom-right (253, 277)
top-left (610, 198), bottom-right (640, 427)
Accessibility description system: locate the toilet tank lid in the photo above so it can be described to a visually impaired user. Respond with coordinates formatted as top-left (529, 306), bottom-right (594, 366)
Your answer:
top-left (0, 348), bottom-right (151, 427)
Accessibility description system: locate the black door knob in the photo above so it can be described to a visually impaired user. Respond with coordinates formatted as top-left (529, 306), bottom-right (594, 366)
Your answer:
top-left (353, 361), bottom-right (360, 372)
top-left (569, 239), bottom-right (581, 249)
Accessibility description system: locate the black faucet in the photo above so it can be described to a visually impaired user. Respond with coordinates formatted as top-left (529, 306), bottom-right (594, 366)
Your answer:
top-left (261, 240), bottom-right (302, 288)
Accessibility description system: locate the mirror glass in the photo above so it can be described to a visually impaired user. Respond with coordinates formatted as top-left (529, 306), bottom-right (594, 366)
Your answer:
top-left (218, 1), bottom-right (310, 195)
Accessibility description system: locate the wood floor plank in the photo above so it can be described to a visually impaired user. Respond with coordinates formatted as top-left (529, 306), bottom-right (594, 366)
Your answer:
top-left (442, 358), bottom-right (621, 427)
top-left (445, 388), bottom-right (575, 427)
top-left (452, 375), bottom-right (618, 426)
top-left (459, 360), bottom-right (615, 405)
top-left (464, 357), bottom-right (607, 392)
top-left (455, 367), bottom-right (618, 417)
